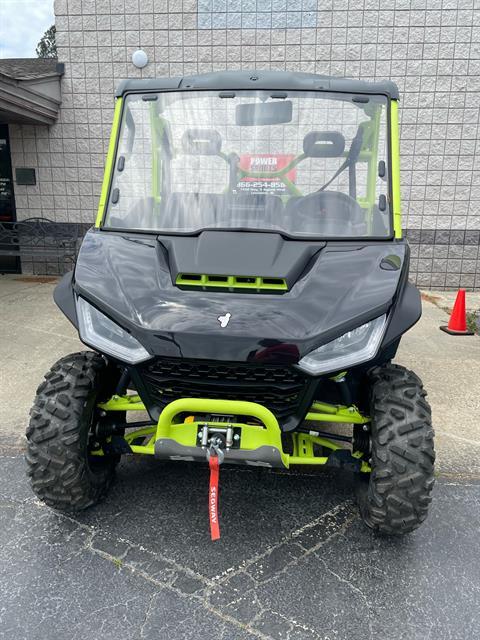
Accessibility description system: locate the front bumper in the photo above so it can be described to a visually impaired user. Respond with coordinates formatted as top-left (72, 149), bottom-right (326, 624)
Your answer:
top-left (96, 396), bottom-right (371, 471)
top-left (153, 399), bottom-right (286, 467)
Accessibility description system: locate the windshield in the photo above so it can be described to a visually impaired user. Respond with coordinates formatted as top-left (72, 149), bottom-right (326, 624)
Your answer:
top-left (104, 90), bottom-right (391, 238)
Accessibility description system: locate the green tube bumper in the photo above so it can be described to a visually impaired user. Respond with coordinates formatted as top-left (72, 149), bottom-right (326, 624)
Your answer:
top-left (154, 398), bottom-right (288, 468)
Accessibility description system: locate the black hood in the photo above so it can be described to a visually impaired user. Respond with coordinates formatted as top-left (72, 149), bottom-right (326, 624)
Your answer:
top-left (73, 229), bottom-right (406, 363)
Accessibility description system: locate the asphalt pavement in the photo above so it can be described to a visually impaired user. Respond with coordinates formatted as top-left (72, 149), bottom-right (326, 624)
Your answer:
top-left (1, 457), bottom-right (479, 640)
top-left (0, 275), bottom-right (479, 639)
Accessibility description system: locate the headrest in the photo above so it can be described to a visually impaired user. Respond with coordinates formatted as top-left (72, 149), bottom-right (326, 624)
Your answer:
top-left (181, 128), bottom-right (222, 156)
top-left (303, 131), bottom-right (345, 158)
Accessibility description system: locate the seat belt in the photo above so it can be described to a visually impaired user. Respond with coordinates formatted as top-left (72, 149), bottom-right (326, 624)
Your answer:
top-left (318, 126), bottom-right (364, 198)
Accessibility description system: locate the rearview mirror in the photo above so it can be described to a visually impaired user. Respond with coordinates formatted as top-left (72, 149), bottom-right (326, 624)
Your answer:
top-left (235, 100), bottom-right (293, 126)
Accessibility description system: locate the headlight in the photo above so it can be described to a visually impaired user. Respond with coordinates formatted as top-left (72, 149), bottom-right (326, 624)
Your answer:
top-left (76, 297), bottom-right (151, 364)
top-left (297, 315), bottom-right (387, 376)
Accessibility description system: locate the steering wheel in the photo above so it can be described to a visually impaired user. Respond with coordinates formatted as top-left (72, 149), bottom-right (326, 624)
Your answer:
top-left (286, 191), bottom-right (364, 234)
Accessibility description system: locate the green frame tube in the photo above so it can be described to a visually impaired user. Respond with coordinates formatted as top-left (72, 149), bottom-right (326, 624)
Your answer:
top-left (305, 401), bottom-right (370, 425)
top-left (149, 102), bottom-right (161, 206)
top-left (98, 394), bottom-right (145, 412)
top-left (150, 105), bottom-right (170, 206)
top-left (363, 109), bottom-right (381, 234)
top-left (390, 100), bottom-right (402, 238)
top-left (95, 97), bottom-right (123, 228)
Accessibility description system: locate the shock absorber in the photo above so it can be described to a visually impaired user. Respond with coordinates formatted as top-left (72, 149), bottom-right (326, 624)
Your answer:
top-left (353, 423), bottom-right (371, 455)
top-left (115, 368), bottom-right (130, 395)
top-left (331, 371), bottom-right (353, 406)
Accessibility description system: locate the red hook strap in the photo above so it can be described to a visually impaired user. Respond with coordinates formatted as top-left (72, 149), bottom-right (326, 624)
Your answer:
top-left (208, 455), bottom-right (220, 541)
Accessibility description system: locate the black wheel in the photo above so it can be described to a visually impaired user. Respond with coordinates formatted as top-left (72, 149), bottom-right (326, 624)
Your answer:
top-left (26, 351), bottom-right (120, 512)
top-left (356, 363), bottom-right (435, 535)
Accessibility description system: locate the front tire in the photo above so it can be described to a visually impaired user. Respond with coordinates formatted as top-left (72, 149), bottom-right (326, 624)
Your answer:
top-left (357, 363), bottom-right (435, 535)
top-left (26, 351), bottom-right (118, 512)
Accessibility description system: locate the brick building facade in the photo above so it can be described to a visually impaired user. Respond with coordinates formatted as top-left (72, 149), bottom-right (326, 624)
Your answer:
top-left (4, 1), bottom-right (480, 288)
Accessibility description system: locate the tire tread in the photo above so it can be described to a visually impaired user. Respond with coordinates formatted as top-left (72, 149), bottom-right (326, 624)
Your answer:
top-left (26, 351), bottom-right (115, 512)
top-left (358, 363), bottom-right (435, 535)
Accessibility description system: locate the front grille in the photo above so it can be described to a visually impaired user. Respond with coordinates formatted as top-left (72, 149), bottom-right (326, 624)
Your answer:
top-left (140, 358), bottom-right (309, 421)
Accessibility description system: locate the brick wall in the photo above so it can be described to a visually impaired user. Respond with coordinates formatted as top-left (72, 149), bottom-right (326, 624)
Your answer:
top-left (8, 0), bottom-right (480, 288)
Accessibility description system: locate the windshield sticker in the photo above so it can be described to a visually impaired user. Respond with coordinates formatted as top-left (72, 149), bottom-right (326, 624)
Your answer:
top-left (235, 154), bottom-right (297, 195)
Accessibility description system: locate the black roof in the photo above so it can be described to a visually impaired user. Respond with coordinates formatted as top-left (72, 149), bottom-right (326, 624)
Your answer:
top-left (0, 58), bottom-right (64, 81)
top-left (115, 70), bottom-right (399, 100)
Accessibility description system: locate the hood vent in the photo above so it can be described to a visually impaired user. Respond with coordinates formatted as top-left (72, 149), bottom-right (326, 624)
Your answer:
top-left (176, 273), bottom-right (288, 293)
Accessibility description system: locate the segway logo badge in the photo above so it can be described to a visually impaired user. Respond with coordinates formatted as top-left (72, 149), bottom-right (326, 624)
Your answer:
top-left (217, 313), bottom-right (231, 328)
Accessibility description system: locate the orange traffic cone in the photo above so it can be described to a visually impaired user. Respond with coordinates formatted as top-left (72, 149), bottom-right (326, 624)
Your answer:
top-left (440, 289), bottom-right (474, 335)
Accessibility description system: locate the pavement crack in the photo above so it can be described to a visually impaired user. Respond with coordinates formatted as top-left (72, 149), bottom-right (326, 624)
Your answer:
top-left (202, 501), bottom-right (357, 638)
top-left (89, 544), bottom-right (270, 639)
top-left (319, 559), bottom-right (368, 600)
top-left (26, 503), bottom-right (269, 637)
top-left (118, 537), bottom-right (214, 587)
top-left (211, 500), bottom-right (356, 586)
top-left (436, 430), bottom-right (480, 447)
top-left (139, 592), bottom-right (157, 638)
top-left (242, 506), bottom-right (357, 589)
top-left (437, 472), bottom-right (480, 483)
top-left (318, 558), bottom-right (374, 639)
top-left (271, 610), bottom-right (322, 640)
top-left (0, 317), bottom-right (81, 342)
top-left (201, 601), bottom-right (273, 640)
top-left (52, 508), bottom-right (214, 589)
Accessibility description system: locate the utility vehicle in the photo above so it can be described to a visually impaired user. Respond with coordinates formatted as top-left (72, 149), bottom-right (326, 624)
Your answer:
top-left (27, 71), bottom-right (435, 535)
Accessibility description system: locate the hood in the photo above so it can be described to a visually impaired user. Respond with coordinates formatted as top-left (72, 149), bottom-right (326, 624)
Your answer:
top-left (74, 229), bottom-right (406, 363)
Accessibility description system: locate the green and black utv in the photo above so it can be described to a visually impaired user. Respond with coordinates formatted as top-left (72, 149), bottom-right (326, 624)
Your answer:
top-left (27, 71), bottom-right (435, 536)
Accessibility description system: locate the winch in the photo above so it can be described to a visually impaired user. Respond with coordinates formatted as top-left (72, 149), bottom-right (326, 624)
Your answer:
top-left (196, 416), bottom-right (242, 464)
